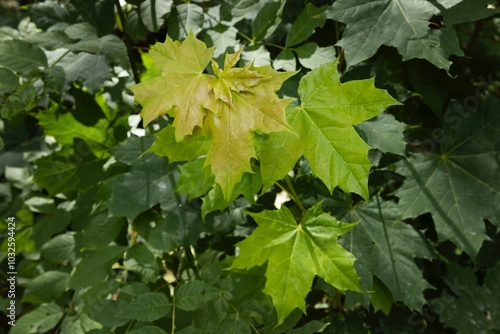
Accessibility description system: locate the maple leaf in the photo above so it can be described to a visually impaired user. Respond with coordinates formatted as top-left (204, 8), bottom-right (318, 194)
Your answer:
top-left (395, 99), bottom-right (500, 257)
top-left (289, 60), bottom-right (401, 199)
top-left (131, 33), bottom-right (296, 199)
top-left (341, 199), bottom-right (434, 311)
top-left (129, 32), bottom-right (215, 141)
top-left (231, 203), bottom-right (362, 324)
top-left (327, 0), bottom-right (464, 72)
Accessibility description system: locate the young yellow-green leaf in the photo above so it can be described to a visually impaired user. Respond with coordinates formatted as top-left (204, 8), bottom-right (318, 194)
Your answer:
top-left (132, 33), bottom-right (296, 199)
top-left (129, 32), bottom-right (215, 138)
top-left (231, 203), bottom-right (361, 324)
top-left (289, 60), bottom-right (401, 199)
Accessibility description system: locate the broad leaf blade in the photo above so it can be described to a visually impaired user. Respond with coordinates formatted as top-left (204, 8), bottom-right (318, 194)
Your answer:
top-left (290, 60), bottom-right (401, 199)
top-left (328, 0), bottom-right (464, 71)
top-left (396, 99), bottom-right (500, 256)
top-left (232, 203), bottom-right (361, 324)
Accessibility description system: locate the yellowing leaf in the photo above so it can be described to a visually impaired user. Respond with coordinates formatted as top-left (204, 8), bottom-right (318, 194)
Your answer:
top-left (231, 203), bottom-right (361, 324)
top-left (131, 33), bottom-right (296, 199)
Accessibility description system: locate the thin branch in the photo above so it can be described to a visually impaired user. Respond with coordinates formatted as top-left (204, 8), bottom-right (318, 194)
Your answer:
top-left (114, 0), bottom-right (141, 84)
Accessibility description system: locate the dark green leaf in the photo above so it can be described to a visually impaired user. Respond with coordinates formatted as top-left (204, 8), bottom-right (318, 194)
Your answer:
top-left (0, 40), bottom-right (47, 73)
top-left (10, 303), bottom-right (64, 334)
top-left (140, 0), bottom-right (172, 32)
top-left (0, 68), bottom-right (19, 94)
top-left (396, 99), bottom-right (500, 256)
top-left (69, 245), bottom-right (126, 288)
top-left (41, 232), bottom-right (76, 264)
top-left (176, 281), bottom-right (222, 311)
top-left (286, 3), bottom-right (327, 47)
top-left (117, 292), bottom-right (171, 321)
top-left (328, 0), bottom-right (464, 71)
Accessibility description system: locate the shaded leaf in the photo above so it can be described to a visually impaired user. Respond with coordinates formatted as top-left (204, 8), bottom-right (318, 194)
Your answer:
top-left (328, 0), bottom-right (464, 71)
top-left (69, 245), bottom-right (125, 288)
top-left (439, 263), bottom-right (500, 333)
top-left (396, 99), bottom-right (500, 256)
top-left (0, 39), bottom-right (47, 73)
top-left (176, 281), bottom-right (222, 311)
top-left (117, 292), bottom-right (171, 321)
top-left (10, 303), bottom-right (64, 334)
top-left (23, 271), bottom-right (69, 304)
top-left (340, 199), bottom-right (433, 311)
top-left (140, 0), bottom-right (172, 32)
top-left (286, 3), bottom-right (327, 47)
top-left (355, 112), bottom-right (407, 155)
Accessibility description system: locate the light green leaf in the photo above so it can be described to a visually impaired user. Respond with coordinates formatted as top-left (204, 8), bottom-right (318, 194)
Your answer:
top-left (41, 233), bottom-right (76, 264)
top-left (10, 303), bottom-right (64, 334)
top-left (69, 245), bottom-right (125, 289)
top-left (140, 0), bottom-right (172, 32)
top-left (23, 271), bottom-right (69, 304)
top-left (355, 113), bottom-right (407, 155)
top-left (232, 203), bottom-right (361, 324)
top-left (256, 130), bottom-right (303, 192)
top-left (396, 99), bottom-right (500, 257)
top-left (295, 43), bottom-right (336, 69)
top-left (0, 40), bottom-right (47, 73)
top-left (286, 3), bottom-right (327, 47)
top-left (117, 292), bottom-right (171, 321)
top-left (176, 281), bottom-right (222, 311)
top-left (340, 199), bottom-right (433, 311)
top-left (328, 0), bottom-right (464, 71)
top-left (289, 60), bottom-right (401, 199)
top-left (147, 125), bottom-right (211, 162)
top-left (37, 109), bottom-right (116, 157)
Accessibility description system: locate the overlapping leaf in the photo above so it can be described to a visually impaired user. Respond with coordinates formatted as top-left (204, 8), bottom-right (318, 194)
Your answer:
top-left (328, 0), bottom-right (464, 71)
top-left (130, 33), bottom-right (295, 198)
top-left (340, 199), bottom-right (434, 311)
top-left (231, 203), bottom-right (361, 324)
top-left (439, 263), bottom-right (500, 333)
top-left (396, 98), bottom-right (500, 257)
top-left (289, 60), bottom-right (401, 199)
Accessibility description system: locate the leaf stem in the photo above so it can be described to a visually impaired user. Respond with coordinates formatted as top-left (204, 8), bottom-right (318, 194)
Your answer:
top-left (284, 174), bottom-right (306, 213)
top-left (114, 0), bottom-right (141, 84)
top-left (171, 290), bottom-right (176, 334)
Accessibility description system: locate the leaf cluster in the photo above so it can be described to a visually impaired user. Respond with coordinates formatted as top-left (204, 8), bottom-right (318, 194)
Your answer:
top-left (1, 0), bottom-right (500, 333)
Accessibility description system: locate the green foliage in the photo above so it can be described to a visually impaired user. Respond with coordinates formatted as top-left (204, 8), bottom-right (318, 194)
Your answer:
top-left (1, 0), bottom-right (500, 333)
